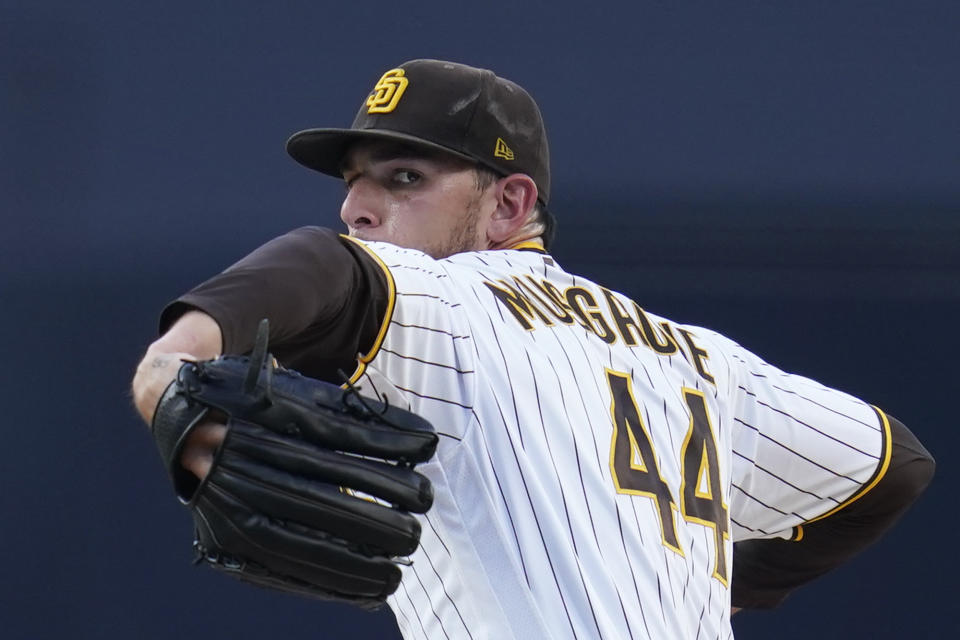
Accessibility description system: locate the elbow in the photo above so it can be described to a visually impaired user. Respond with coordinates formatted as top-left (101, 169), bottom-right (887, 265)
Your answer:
top-left (888, 414), bottom-right (935, 505)
top-left (903, 444), bottom-right (934, 507)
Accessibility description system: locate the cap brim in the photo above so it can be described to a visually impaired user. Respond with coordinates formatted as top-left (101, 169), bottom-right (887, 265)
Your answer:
top-left (285, 128), bottom-right (480, 178)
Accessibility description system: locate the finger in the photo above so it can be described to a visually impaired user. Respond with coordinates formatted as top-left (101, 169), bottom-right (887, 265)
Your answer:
top-left (187, 421), bottom-right (229, 448)
top-left (180, 444), bottom-right (214, 480)
top-left (181, 422), bottom-right (228, 479)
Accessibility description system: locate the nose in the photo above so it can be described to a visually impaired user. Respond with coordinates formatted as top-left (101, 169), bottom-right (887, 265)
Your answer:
top-left (340, 180), bottom-right (382, 230)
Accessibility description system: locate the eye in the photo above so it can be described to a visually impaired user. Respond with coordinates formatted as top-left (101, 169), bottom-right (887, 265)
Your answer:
top-left (392, 169), bottom-right (421, 185)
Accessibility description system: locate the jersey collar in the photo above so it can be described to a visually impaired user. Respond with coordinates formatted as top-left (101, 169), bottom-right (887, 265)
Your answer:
top-left (509, 240), bottom-right (547, 254)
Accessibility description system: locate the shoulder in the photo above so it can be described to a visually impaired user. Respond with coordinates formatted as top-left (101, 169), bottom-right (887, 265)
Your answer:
top-left (220, 226), bottom-right (351, 273)
top-left (255, 225), bottom-right (342, 249)
top-left (236, 227), bottom-right (402, 280)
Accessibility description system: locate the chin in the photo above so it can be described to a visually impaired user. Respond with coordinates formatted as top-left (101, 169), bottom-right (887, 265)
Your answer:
top-left (352, 230), bottom-right (419, 252)
top-left (350, 230), bottom-right (389, 243)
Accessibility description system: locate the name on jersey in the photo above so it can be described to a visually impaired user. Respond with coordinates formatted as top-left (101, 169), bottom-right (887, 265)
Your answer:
top-left (484, 276), bottom-right (715, 384)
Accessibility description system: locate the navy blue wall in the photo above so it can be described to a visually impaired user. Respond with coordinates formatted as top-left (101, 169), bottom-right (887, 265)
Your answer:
top-left (2, 2), bottom-right (956, 638)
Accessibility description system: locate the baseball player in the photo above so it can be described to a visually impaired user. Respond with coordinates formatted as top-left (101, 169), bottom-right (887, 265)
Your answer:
top-left (132, 59), bottom-right (934, 639)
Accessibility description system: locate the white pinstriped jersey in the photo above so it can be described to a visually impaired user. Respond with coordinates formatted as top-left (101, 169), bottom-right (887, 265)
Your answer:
top-left (346, 240), bottom-right (889, 640)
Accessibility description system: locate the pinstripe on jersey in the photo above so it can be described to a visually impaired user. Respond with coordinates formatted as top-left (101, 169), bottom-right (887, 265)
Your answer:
top-left (343, 239), bottom-right (888, 640)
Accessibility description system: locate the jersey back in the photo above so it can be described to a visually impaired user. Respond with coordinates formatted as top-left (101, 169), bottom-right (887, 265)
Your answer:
top-left (348, 241), bottom-right (886, 640)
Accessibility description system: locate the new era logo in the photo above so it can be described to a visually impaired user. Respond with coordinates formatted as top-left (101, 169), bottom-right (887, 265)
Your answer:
top-left (494, 137), bottom-right (515, 160)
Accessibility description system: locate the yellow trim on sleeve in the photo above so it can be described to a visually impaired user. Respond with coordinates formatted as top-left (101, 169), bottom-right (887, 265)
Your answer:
top-left (792, 525), bottom-right (804, 542)
top-left (802, 406), bottom-right (893, 526)
top-left (339, 235), bottom-right (397, 386)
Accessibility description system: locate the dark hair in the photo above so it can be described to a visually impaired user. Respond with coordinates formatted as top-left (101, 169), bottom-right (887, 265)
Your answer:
top-left (474, 166), bottom-right (556, 251)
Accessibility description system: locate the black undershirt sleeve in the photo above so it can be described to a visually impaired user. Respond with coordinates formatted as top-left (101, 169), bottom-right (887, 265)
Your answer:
top-left (731, 414), bottom-right (935, 609)
top-left (158, 226), bottom-right (389, 383)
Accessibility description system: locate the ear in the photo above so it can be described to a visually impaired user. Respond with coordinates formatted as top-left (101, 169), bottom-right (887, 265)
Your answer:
top-left (485, 174), bottom-right (539, 245)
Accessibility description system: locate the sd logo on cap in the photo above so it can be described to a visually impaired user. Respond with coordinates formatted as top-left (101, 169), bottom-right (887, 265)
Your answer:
top-left (366, 69), bottom-right (408, 114)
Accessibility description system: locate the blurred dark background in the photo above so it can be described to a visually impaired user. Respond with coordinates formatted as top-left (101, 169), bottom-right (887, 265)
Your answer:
top-left (2, 1), bottom-right (956, 638)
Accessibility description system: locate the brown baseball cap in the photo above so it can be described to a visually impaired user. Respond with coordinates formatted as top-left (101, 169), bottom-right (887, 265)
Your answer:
top-left (286, 59), bottom-right (551, 206)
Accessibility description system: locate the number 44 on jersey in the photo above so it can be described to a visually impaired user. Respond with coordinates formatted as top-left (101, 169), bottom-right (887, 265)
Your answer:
top-left (606, 369), bottom-right (730, 585)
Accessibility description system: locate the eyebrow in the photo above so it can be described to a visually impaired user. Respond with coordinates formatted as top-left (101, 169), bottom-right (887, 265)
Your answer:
top-left (340, 142), bottom-right (442, 175)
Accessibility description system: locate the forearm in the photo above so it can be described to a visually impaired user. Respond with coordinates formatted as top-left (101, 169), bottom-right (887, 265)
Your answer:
top-left (132, 348), bottom-right (190, 422)
top-left (132, 310), bottom-right (223, 423)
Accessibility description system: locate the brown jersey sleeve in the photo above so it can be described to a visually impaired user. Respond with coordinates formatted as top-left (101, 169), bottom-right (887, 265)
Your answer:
top-left (731, 414), bottom-right (934, 609)
top-left (158, 226), bottom-right (389, 382)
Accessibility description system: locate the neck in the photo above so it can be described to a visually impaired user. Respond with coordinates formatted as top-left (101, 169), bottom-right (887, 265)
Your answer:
top-left (488, 219), bottom-right (546, 251)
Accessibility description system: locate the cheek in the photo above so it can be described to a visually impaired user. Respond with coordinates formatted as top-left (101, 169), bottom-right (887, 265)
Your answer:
top-left (379, 201), bottom-right (429, 243)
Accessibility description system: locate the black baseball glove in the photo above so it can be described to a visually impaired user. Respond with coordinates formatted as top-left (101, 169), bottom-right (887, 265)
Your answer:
top-left (150, 320), bottom-right (438, 609)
